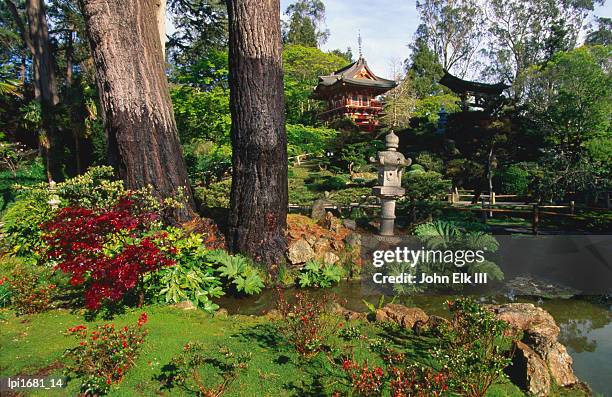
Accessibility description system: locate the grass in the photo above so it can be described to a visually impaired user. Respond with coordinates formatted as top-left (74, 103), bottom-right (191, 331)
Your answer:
top-left (0, 160), bottom-right (46, 212)
top-left (0, 304), bottom-right (590, 397)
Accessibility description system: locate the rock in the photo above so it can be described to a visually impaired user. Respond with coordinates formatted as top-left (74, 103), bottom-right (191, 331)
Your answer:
top-left (331, 239), bottom-right (345, 251)
top-left (508, 341), bottom-right (551, 397)
top-left (344, 232), bottom-right (361, 247)
top-left (375, 304), bottom-right (429, 329)
top-left (320, 211), bottom-right (343, 233)
top-left (311, 198), bottom-right (331, 222)
top-left (485, 303), bottom-right (560, 341)
top-left (533, 341), bottom-right (578, 386)
top-left (324, 252), bottom-right (340, 265)
top-left (214, 308), bottom-right (229, 318)
top-left (313, 237), bottom-right (330, 254)
top-left (173, 300), bottom-right (196, 310)
top-left (343, 219), bottom-right (357, 230)
top-left (287, 239), bottom-right (315, 265)
top-left (305, 234), bottom-right (317, 246)
top-left (426, 315), bottom-right (451, 329)
top-left (332, 303), bottom-right (367, 321)
top-left (487, 303), bottom-right (578, 387)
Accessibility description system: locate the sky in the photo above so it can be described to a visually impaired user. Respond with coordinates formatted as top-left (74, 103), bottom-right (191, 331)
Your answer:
top-left (279, 0), bottom-right (612, 79)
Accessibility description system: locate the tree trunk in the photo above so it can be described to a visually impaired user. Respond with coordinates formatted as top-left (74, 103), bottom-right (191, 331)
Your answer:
top-left (65, 29), bottom-right (82, 175)
top-left (6, 0), bottom-right (63, 181)
top-left (227, 0), bottom-right (288, 267)
top-left (79, 0), bottom-right (196, 223)
top-left (156, 0), bottom-right (166, 59)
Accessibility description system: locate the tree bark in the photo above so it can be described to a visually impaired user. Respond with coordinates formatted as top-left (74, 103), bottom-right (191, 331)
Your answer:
top-left (156, 0), bottom-right (166, 59)
top-left (79, 0), bottom-right (196, 222)
top-left (227, 0), bottom-right (288, 267)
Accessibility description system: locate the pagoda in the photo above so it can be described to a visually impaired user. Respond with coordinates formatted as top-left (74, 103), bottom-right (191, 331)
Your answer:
top-left (439, 71), bottom-right (510, 113)
top-left (312, 56), bottom-right (397, 132)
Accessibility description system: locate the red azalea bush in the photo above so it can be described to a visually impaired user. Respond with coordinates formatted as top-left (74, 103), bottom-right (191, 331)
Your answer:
top-left (275, 289), bottom-right (338, 356)
top-left (41, 198), bottom-right (175, 309)
top-left (63, 312), bottom-right (148, 396)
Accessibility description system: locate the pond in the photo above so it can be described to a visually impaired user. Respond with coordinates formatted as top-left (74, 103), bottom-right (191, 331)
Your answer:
top-left (216, 282), bottom-right (612, 396)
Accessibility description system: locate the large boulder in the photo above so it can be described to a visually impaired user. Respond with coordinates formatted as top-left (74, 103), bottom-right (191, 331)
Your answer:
top-left (375, 304), bottom-right (429, 329)
top-left (287, 238), bottom-right (315, 265)
top-left (508, 341), bottom-right (551, 397)
top-left (486, 303), bottom-right (559, 341)
top-left (486, 303), bottom-right (578, 388)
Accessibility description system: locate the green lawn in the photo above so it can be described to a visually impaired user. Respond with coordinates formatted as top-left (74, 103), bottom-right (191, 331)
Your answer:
top-left (0, 305), bottom-right (587, 396)
top-left (0, 161), bottom-right (46, 212)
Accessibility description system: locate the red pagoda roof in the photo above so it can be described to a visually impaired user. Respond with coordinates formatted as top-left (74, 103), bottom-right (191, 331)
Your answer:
top-left (312, 57), bottom-right (397, 99)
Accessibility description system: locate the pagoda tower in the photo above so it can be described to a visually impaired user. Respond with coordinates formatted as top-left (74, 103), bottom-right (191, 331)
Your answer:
top-left (311, 56), bottom-right (397, 132)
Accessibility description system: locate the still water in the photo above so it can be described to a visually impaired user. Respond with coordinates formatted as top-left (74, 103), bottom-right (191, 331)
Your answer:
top-left (216, 282), bottom-right (612, 396)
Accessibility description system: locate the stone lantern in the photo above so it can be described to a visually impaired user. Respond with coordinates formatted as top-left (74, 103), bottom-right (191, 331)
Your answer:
top-left (47, 180), bottom-right (61, 210)
top-left (371, 131), bottom-right (411, 236)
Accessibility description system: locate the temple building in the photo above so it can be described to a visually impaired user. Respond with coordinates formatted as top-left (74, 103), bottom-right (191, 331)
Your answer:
top-left (439, 71), bottom-right (510, 113)
top-left (312, 57), bottom-right (397, 132)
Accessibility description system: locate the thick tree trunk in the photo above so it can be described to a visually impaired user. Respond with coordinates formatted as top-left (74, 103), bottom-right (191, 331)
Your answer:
top-left (79, 0), bottom-right (196, 223)
top-left (156, 0), bottom-right (166, 59)
top-left (227, 0), bottom-right (288, 267)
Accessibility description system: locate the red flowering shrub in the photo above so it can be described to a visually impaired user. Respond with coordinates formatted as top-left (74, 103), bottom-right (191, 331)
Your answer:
top-left (41, 199), bottom-right (175, 309)
top-left (63, 312), bottom-right (148, 395)
top-left (388, 366), bottom-right (450, 397)
top-left (339, 358), bottom-right (450, 397)
top-left (341, 359), bottom-right (384, 397)
top-left (275, 289), bottom-right (338, 356)
top-left (7, 266), bottom-right (55, 315)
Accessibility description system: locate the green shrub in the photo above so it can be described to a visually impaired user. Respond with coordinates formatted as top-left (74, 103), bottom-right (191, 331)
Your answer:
top-left (413, 221), bottom-right (503, 288)
top-left (194, 179), bottom-right (231, 209)
top-left (497, 163), bottom-right (534, 196)
top-left (436, 298), bottom-right (512, 397)
top-left (287, 124), bottom-right (337, 157)
top-left (1, 193), bottom-right (52, 258)
top-left (328, 187), bottom-right (372, 206)
top-left (160, 343), bottom-right (251, 396)
top-left (288, 176), bottom-right (321, 206)
top-left (403, 170), bottom-right (451, 202)
top-left (145, 229), bottom-right (224, 313)
top-left (312, 174), bottom-right (350, 191)
top-left (146, 230), bottom-right (264, 312)
top-left (206, 249), bottom-right (265, 295)
top-left (297, 260), bottom-right (343, 288)
top-left (183, 141), bottom-right (232, 186)
top-left (414, 152), bottom-right (444, 173)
